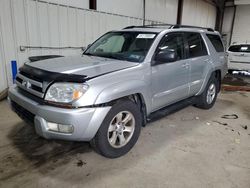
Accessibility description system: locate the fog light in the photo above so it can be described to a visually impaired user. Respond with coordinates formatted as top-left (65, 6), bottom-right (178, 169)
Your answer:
top-left (47, 122), bottom-right (58, 132)
top-left (47, 122), bottom-right (74, 133)
top-left (58, 124), bottom-right (74, 133)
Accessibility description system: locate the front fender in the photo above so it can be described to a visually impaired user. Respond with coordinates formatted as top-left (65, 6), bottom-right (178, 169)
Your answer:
top-left (94, 80), bottom-right (151, 114)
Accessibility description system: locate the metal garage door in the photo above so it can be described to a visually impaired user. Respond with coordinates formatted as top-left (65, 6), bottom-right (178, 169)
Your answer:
top-left (231, 5), bottom-right (250, 44)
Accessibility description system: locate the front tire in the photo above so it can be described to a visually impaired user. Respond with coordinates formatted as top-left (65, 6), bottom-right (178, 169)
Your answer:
top-left (195, 75), bottom-right (219, 109)
top-left (91, 99), bottom-right (142, 158)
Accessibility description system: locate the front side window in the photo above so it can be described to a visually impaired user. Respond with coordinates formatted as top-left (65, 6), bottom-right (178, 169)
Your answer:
top-left (185, 33), bottom-right (208, 58)
top-left (85, 32), bottom-right (157, 62)
top-left (157, 33), bottom-right (185, 60)
top-left (207, 34), bottom-right (224, 52)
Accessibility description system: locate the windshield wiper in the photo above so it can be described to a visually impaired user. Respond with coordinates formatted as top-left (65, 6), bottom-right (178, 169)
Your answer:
top-left (83, 53), bottom-right (126, 61)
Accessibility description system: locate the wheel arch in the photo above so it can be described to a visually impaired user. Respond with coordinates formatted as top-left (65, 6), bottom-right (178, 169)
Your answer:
top-left (96, 93), bottom-right (148, 127)
top-left (214, 69), bottom-right (221, 92)
top-left (93, 81), bottom-right (150, 126)
top-left (197, 69), bottom-right (222, 95)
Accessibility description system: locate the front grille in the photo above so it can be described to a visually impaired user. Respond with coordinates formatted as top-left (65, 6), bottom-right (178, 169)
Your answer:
top-left (31, 85), bottom-right (43, 93)
top-left (19, 70), bottom-right (43, 82)
top-left (15, 72), bottom-right (47, 98)
top-left (11, 101), bottom-right (35, 124)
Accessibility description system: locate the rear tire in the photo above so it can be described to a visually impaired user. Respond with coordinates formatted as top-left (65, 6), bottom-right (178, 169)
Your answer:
top-left (194, 75), bottom-right (219, 109)
top-left (91, 99), bottom-right (142, 158)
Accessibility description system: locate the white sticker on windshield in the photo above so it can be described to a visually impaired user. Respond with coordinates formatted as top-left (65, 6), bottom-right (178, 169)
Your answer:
top-left (136, 34), bottom-right (156, 39)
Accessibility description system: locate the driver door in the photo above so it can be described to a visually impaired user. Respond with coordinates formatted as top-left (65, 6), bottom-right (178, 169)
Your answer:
top-left (151, 33), bottom-right (190, 111)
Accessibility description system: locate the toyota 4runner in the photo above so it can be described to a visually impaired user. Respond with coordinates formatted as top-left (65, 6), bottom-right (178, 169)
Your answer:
top-left (8, 25), bottom-right (227, 158)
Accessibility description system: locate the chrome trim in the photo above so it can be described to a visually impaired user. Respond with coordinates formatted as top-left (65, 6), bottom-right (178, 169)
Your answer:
top-left (229, 60), bottom-right (250, 64)
top-left (17, 73), bottom-right (43, 87)
top-left (16, 80), bottom-right (44, 98)
top-left (16, 73), bottom-right (44, 98)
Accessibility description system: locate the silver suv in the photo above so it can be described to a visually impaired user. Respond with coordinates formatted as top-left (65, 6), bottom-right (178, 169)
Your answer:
top-left (8, 25), bottom-right (227, 158)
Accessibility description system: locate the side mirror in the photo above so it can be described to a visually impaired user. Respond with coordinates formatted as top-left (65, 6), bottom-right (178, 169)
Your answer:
top-left (154, 49), bottom-right (178, 64)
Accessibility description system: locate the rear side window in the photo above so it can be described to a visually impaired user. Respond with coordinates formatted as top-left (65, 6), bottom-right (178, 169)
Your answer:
top-left (206, 34), bottom-right (224, 52)
top-left (185, 33), bottom-right (208, 58)
top-left (228, 45), bottom-right (250, 53)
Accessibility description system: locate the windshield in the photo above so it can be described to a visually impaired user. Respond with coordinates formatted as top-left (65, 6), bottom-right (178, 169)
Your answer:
top-left (84, 32), bottom-right (157, 62)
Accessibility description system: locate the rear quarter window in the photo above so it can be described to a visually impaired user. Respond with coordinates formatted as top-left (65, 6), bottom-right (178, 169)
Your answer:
top-left (206, 34), bottom-right (224, 52)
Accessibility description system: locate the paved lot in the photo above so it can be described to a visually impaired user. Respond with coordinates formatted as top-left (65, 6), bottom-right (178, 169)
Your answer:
top-left (0, 91), bottom-right (250, 188)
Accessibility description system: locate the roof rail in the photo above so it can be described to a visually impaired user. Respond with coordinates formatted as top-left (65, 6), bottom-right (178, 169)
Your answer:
top-left (123, 26), bottom-right (137, 29)
top-left (123, 24), bottom-right (214, 32)
top-left (123, 24), bottom-right (172, 29)
top-left (169, 24), bottom-right (214, 32)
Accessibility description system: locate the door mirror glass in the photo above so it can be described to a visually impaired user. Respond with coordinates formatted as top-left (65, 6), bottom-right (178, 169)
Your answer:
top-left (154, 49), bottom-right (178, 64)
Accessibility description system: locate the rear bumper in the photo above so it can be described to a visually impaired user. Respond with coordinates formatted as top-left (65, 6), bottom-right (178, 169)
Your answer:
top-left (8, 86), bottom-right (111, 141)
top-left (228, 61), bottom-right (250, 71)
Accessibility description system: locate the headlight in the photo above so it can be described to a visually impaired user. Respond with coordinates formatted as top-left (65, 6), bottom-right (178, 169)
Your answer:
top-left (45, 83), bottom-right (88, 103)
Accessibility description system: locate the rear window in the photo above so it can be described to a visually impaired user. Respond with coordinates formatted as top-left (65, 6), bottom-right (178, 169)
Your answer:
top-left (206, 34), bottom-right (224, 52)
top-left (228, 45), bottom-right (250, 53)
top-left (185, 32), bottom-right (208, 58)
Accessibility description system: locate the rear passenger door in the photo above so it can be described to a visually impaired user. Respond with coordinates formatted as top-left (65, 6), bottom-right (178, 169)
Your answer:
top-left (184, 32), bottom-right (209, 96)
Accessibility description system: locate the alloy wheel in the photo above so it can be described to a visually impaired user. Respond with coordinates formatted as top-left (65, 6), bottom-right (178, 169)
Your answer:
top-left (107, 111), bottom-right (135, 148)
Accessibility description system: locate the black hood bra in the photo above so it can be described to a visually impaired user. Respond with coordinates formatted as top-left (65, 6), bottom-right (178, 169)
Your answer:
top-left (19, 63), bottom-right (132, 83)
top-left (19, 64), bottom-right (87, 83)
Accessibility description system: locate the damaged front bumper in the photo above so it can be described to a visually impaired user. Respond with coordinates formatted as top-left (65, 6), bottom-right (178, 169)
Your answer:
top-left (8, 86), bottom-right (111, 141)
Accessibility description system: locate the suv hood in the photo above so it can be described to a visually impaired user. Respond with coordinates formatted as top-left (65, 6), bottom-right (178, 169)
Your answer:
top-left (26, 55), bottom-right (139, 78)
